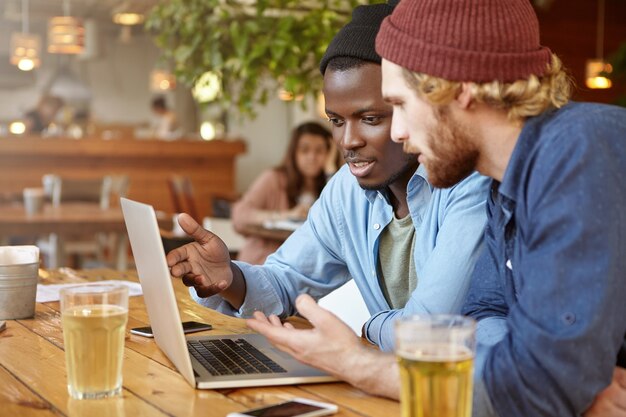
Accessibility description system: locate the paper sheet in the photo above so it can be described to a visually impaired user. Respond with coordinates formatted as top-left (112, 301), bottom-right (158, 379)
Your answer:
top-left (36, 280), bottom-right (143, 303)
top-left (262, 219), bottom-right (304, 231)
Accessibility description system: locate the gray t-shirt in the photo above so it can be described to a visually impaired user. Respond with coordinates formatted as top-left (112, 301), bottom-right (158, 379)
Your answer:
top-left (377, 214), bottom-right (417, 309)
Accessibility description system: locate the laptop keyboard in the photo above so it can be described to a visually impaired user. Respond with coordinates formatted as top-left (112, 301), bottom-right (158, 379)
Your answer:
top-left (187, 338), bottom-right (287, 376)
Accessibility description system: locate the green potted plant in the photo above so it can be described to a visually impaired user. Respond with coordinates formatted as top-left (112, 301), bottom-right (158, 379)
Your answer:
top-left (146, 0), bottom-right (378, 118)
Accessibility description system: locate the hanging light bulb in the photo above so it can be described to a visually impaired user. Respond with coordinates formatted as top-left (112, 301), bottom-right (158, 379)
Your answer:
top-left (586, 60), bottom-right (613, 89)
top-left (111, 0), bottom-right (145, 26)
top-left (150, 69), bottom-right (177, 92)
top-left (9, 0), bottom-right (41, 71)
top-left (11, 33), bottom-right (41, 71)
top-left (111, 1), bottom-right (146, 43)
top-left (585, 0), bottom-right (612, 89)
top-left (113, 13), bottom-right (145, 26)
top-left (48, 0), bottom-right (84, 54)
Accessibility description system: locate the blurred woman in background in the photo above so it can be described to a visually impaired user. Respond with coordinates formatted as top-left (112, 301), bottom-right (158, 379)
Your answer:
top-left (232, 121), bottom-right (332, 264)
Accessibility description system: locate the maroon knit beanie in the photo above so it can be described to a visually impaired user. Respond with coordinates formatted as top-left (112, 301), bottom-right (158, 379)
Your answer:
top-left (375, 0), bottom-right (553, 82)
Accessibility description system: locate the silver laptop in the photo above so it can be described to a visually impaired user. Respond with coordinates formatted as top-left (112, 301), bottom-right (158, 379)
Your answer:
top-left (120, 197), bottom-right (336, 389)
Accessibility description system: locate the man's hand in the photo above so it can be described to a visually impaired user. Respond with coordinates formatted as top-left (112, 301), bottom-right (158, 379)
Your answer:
top-left (584, 367), bottom-right (626, 417)
top-left (246, 294), bottom-right (400, 399)
top-left (166, 213), bottom-right (233, 298)
top-left (246, 294), bottom-right (361, 374)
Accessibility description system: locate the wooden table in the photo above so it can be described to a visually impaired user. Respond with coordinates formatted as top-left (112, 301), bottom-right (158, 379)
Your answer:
top-left (0, 203), bottom-right (173, 269)
top-left (0, 268), bottom-right (399, 417)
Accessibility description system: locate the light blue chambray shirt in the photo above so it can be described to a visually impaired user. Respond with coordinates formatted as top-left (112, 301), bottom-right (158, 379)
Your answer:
top-left (191, 164), bottom-right (490, 351)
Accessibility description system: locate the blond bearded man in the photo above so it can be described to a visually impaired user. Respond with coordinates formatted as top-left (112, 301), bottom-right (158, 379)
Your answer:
top-left (248, 0), bottom-right (626, 416)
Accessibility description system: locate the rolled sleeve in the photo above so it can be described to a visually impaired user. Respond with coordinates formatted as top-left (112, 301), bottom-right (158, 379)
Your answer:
top-left (236, 261), bottom-right (288, 316)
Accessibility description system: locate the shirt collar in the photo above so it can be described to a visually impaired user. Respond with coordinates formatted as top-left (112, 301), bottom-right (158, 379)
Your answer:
top-left (498, 106), bottom-right (560, 202)
top-left (362, 164), bottom-right (429, 203)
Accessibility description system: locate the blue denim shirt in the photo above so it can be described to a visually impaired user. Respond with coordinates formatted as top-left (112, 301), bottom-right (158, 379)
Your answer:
top-left (192, 164), bottom-right (490, 351)
top-left (463, 102), bottom-right (626, 417)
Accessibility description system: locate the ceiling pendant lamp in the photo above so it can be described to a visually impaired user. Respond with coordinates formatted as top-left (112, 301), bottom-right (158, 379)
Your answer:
top-left (48, 0), bottom-right (84, 54)
top-left (112, 1), bottom-right (146, 43)
top-left (585, 0), bottom-right (612, 89)
top-left (10, 0), bottom-right (41, 71)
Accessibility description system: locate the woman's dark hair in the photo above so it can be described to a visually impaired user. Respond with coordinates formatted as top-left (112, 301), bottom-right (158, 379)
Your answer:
top-left (275, 121), bottom-right (332, 208)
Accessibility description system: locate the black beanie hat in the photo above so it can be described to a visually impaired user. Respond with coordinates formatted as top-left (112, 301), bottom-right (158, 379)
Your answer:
top-left (319, 1), bottom-right (399, 75)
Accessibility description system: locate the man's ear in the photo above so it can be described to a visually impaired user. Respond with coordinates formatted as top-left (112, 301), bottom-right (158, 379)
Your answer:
top-left (455, 83), bottom-right (473, 110)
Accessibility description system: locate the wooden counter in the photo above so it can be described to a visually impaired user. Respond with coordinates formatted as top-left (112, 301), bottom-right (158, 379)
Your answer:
top-left (0, 136), bottom-right (246, 218)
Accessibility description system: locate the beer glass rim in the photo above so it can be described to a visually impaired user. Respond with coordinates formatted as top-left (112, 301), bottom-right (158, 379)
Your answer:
top-left (60, 283), bottom-right (128, 297)
top-left (396, 314), bottom-right (475, 328)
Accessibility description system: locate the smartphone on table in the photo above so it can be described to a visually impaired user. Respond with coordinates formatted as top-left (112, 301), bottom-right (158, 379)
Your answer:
top-left (226, 398), bottom-right (337, 417)
top-left (130, 320), bottom-right (212, 338)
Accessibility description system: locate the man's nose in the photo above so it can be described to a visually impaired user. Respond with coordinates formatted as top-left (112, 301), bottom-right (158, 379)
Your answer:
top-left (390, 117), bottom-right (407, 144)
top-left (340, 123), bottom-right (365, 150)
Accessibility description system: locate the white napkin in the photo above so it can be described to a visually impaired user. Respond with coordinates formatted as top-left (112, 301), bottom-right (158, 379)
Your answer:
top-left (0, 245), bottom-right (39, 266)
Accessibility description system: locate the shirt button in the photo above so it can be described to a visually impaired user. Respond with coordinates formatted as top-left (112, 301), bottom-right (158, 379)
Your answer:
top-left (562, 312), bottom-right (576, 325)
top-left (374, 223), bottom-right (381, 230)
top-left (371, 270), bottom-right (376, 277)
top-left (506, 259), bottom-right (513, 270)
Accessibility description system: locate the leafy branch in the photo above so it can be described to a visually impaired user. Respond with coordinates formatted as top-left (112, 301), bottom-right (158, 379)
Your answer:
top-left (146, 0), bottom-right (378, 118)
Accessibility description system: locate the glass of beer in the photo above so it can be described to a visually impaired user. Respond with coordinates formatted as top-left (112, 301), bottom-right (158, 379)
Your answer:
top-left (395, 315), bottom-right (476, 417)
top-left (60, 284), bottom-right (129, 400)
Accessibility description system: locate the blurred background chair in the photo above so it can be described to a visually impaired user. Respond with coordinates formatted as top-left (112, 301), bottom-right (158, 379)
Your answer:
top-left (168, 175), bottom-right (198, 220)
top-left (210, 192), bottom-right (239, 219)
top-left (164, 175), bottom-right (243, 257)
top-left (38, 174), bottom-right (129, 269)
top-left (168, 175), bottom-right (239, 219)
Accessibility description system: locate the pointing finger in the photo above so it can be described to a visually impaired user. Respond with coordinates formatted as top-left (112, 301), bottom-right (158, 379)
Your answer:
top-left (177, 213), bottom-right (216, 244)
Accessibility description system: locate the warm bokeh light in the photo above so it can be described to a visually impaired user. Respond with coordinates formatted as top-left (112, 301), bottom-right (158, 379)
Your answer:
top-left (10, 33), bottom-right (41, 71)
top-left (586, 76), bottom-right (612, 89)
top-left (17, 58), bottom-right (35, 71)
top-left (159, 79), bottom-right (171, 90)
top-left (48, 16), bottom-right (85, 54)
top-left (112, 13), bottom-right (145, 26)
top-left (151, 69), bottom-right (176, 92)
top-left (585, 59), bottom-right (613, 89)
top-left (9, 122), bottom-right (26, 135)
top-left (200, 122), bottom-right (216, 141)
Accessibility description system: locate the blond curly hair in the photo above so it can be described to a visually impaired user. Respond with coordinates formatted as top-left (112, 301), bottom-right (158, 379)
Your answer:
top-left (401, 54), bottom-right (573, 122)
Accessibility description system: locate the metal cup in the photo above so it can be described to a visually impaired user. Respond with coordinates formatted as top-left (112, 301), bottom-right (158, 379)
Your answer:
top-left (0, 246), bottom-right (39, 319)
